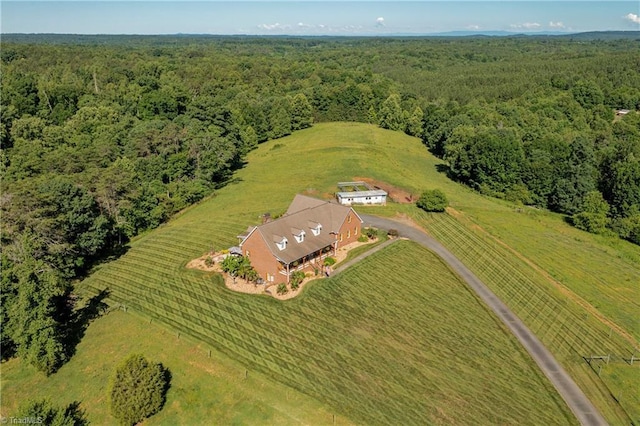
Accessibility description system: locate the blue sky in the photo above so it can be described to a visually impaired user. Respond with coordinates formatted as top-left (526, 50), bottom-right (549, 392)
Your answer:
top-left (2, 1), bottom-right (639, 35)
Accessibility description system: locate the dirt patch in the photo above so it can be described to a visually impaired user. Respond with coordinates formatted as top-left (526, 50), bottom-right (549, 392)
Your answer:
top-left (353, 176), bottom-right (415, 204)
top-left (186, 238), bottom-right (378, 301)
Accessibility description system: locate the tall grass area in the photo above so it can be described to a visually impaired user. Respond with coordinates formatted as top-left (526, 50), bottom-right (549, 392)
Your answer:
top-left (0, 310), bottom-right (346, 425)
top-left (79, 239), bottom-right (575, 424)
top-left (44, 122), bottom-right (638, 423)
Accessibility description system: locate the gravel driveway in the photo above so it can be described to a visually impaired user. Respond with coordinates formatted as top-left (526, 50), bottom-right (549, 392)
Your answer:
top-left (348, 214), bottom-right (608, 426)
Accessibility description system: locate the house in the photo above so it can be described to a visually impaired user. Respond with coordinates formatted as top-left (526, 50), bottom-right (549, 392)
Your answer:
top-left (239, 195), bottom-right (363, 284)
top-left (336, 181), bottom-right (387, 206)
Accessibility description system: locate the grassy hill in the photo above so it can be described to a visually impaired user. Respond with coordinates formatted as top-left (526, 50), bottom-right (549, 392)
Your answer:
top-left (0, 310), bottom-right (348, 425)
top-left (3, 122), bottom-right (638, 424)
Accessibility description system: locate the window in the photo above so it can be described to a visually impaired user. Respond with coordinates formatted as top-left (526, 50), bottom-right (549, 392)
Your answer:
top-left (311, 224), bottom-right (322, 236)
top-left (347, 230), bottom-right (351, 238)
top-left (340, 233), bottom-right (343, 242)
top-left (354, 227), bottom-right (358, 235)
top-left (276, 238), bottom-right (288, 251)
top-left (294, 231), bottom-right (306, 243)
top-left (245, 250), bottom-right (250, 257)
top-left (348, 215), bottom-right (352, 223)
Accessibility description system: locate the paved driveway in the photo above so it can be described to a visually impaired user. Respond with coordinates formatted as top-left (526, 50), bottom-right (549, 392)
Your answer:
top-left (352, 214), bottom-right (608, 426)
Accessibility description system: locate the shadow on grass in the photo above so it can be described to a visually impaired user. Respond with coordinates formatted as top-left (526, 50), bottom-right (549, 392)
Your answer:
top-left (74, 243), bottom-right (131, 283)
top-left (62, 288), bottom-right (111, 360)
top-left (435, 163), bottom-right (453, 178)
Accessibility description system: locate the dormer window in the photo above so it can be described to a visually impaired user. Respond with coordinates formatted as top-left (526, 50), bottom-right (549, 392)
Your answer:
top-left (308, 221), bottom-right (322, 236)
top-left (274, 235), bottom-right (288, 251)
top-left (292, 228), bottom-right (305, 243)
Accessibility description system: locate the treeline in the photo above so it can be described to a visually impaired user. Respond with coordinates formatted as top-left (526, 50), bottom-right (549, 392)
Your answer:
top-left (0, 40), bottom-right (323, 373)
top-left (1, 35), bottom-right (639, 374)
top-left (370, 38), bottom-right (640, 243)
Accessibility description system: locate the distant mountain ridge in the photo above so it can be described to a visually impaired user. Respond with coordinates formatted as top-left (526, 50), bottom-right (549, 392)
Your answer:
top-left (1, 31), bottom-right (639, 43)
top-left (389, 30), bottom-right (640, 39)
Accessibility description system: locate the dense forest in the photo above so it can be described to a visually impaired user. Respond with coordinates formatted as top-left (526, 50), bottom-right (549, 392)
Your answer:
top-left (1, 34), bottom-right (639, 373)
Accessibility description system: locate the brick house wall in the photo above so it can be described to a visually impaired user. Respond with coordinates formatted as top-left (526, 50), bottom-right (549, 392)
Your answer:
top-left (241, 229), bottom-right (284, 284)
top-left (336, 211), bottom-right (362, 248)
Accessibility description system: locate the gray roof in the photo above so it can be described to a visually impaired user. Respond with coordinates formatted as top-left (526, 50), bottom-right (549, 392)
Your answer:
top-left (336, 190), bottom-right (387, 198)
top-left (243, 195), bottom-right (362, 264)
top-left (285, 194), bottom-right (328, 215)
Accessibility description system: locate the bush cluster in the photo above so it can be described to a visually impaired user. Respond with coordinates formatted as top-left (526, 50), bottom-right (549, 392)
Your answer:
top-left (416, 189), bottom-right (449, 212)
top-left (108, 354), bottom-right (170, 426)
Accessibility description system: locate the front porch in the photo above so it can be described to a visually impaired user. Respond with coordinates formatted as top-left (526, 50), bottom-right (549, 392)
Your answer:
top-left (278, 245), bottom-right (334, 281)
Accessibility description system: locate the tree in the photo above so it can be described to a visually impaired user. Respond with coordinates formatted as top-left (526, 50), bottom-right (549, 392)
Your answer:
top-left (416, 189), bottom-right (448, 212)
top-left (445, 126), bottom-right (524, 194)
top-left (522, 136), bottom-right (569, 207)
top-left (108, 354), bottom-right (170, 426)
top-left (549, 135), bottom-right (598, 215)
top-left (7, 176), bottom-right (112, 277)
top-left (572, 80), bottom-right (604, 109)
top-left (599, 129), bottom-right (640, 220)
top-left (572, 191), bottom-right (611, 234)
top-left (17, 399), bottom-right (87, 426)
top-left (290, 93), bottom-right (313, 130)
top-left (239, 125), bottom-right (258, 154)
top-left (1, 254), bottom-right (18, 361)
top-left (268, 101), bottom-right (292, 140)
top-left (406, 106), bottom-right (424, 137)
top-left (378, 94), bottom-right (405, 132)
top-left (6, 252), bottom-right (68, 375)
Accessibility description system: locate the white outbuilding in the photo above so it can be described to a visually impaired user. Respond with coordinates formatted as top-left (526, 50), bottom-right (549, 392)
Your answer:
top-left (336, 181), bottom-right (387, 206)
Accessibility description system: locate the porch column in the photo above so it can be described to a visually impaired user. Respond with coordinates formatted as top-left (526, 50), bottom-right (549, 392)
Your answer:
top-left (286, 263), bottom-right (290, 283)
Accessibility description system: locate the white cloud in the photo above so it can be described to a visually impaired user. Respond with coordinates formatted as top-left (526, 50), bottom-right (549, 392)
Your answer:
top-left (510, 22), bottom-right (541, 30)
top-left (258, 22), bottom-right (286, 31)
top-left (466, 25), bottom-right (480, 30)
top-left (626, 13), bottom-right (640, 24)
top-left (376, 17), bottom-right (385, 27)
top-left (549, 21), bottom-right (565, 28)
top-left (257, 21), bottom-right (368, 35)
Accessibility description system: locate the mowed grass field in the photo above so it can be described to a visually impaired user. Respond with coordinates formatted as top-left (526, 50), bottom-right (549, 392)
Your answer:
top-left (1, 310), bottom-right (349, 425)
top-left (408, 210), bottom-right (639, 423)
top-left (4, 122), bottom-right (638, 424)
top-left (2, 240), bottom-right (576, 425)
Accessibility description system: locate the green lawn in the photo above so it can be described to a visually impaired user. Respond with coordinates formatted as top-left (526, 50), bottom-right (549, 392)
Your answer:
top-left (0, 310), bottom-right (349, 425)
top-left (408, 209), bottom-right (638, 424)
top-left (6, 122), bottom-right (639, 424)
top-left (2, 241), bottom-right (576, 424)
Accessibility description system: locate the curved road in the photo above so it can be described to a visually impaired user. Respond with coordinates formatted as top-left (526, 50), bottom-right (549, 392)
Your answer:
top-left (349, 214), bottom-right (608, 426)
